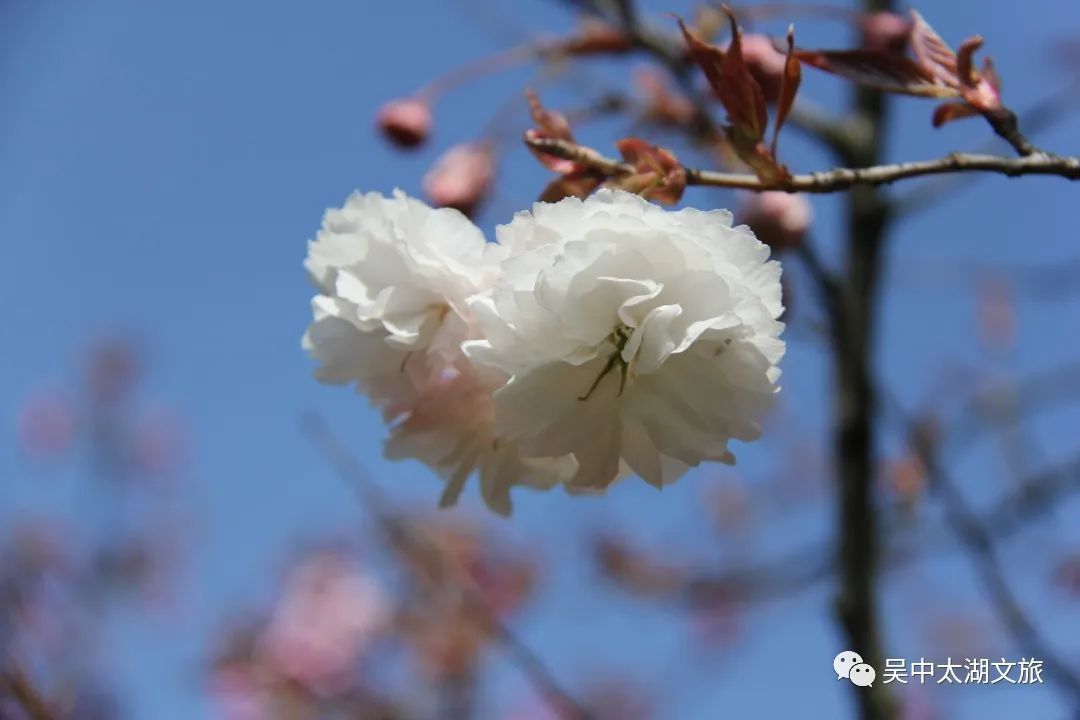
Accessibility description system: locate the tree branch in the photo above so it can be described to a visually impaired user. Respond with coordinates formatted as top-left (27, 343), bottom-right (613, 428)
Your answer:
top-left (673, 452), bottom-right (1080, 606)
top-left (895, 400), bottom-right (1080, 703)
top-left (524, 136), bottom-right (1080, 192)
top-left (0, 665), bottom-right (55, 720)
top-left (896, 78), bottom-right (1080, 215)
top-left (301, 414), bottom-right (592, 720)
top-left (834, 4), bottom-right (894, 713)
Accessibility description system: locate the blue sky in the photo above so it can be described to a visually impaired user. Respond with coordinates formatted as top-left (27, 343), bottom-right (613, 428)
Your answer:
top-left (3, 0), bottom-right (1080, 717)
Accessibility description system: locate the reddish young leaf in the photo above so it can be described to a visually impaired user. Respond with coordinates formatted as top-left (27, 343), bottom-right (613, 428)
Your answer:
top-left (525, 90), bottom-right (579, 174)
top-left (793, 48), bottom-right (957, 97)
top-left (613, 138), bottom-right (688, 205)
top-left (908, 13), bottom-right (1002, 113)
top-left (717, 7), bottom-right (768, 141)
top-left (954, 37), bottom-right (1002, 111)
top-left (910, 10), bottom-right (958, 84)
top-left (931, 101), bottom-right (980, 127)
top-left (955, 36), bottom-right (984, 87)
top-left (677, 19), bottom-right (727, 100)
top-left (539, 171), bottom-right (604, 203)
top-left (981, 56), bottom-right (1001, 92)
top-left (736, 140), bottom-right (790, 185)
top-left (678, 10), bottom-right (767, 142)
top-left (526, 89), bottom-right (573, 141)
top-left (771, 25), bottom-right (802, 159)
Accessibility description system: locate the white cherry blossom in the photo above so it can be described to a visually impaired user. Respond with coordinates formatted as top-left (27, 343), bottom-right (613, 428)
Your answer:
top-left (302, 190), bottom-right (569, 514)
top-left (302, 190), bottom-right (497, 405)
top-left (465, 190), bottom-right (785, 491)
top-left (384, 365), bottom-right (575, 516)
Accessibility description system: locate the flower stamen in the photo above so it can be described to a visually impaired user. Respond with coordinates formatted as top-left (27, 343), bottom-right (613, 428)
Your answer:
top-left (578, 324), bottom-right (632, 401)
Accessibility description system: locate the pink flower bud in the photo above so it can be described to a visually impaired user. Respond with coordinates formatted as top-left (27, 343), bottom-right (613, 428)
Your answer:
top-left (860, 12), bottom-right (911, 54)
top-left (375, 97), bottom-right (432, 149)
top-left (422, 143), bottom-right (494, 217)
top-left (737, 191), bottom-right (812, 251)
top-left (727, 34), bottom-right (786, 103)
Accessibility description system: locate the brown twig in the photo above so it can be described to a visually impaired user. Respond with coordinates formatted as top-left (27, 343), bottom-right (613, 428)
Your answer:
top-left (896, 77), bottom-right (1080, 215)
top-left (889, 394), bottom-right (1080, 703)
top-left (0, 664), bottom-right (55, 720)
top-left (525, 136), bottom-right (1080, 192)
top-left (558, 0), bottom-right (721, 141)
top-left (670, 452), bottom-right (1080, 606)
top-left (982, 107), bottom-right (1038, 157)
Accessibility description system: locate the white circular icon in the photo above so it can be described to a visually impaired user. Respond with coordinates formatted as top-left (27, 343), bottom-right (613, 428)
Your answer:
top-left (833, 650), bottom-right (864, 680)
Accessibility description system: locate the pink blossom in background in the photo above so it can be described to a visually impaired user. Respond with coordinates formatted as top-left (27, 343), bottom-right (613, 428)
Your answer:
top-left (258, 551), bottom-right (386, 694)
top-left (1053, 553), bottom-right (1080, 596)
top-left (736, 191), bottom-right (812, 252)
top-left (376, 97), bottom-right (433, 149)
top-left (689, 599), bottom-right (744, 650)
top-left (860, 11), bottom-right (913, 54)
top-left (422, 142), bottom-right (494, 217)
top-left (633, 66), bottom-right (696, 127)
top-left (85, 338), bottom-right (139, 405)
top-left (977, 276), bottom-right (1016, 353)
top-left (898, 689), bottom-right (942, 720)
top-left (133, 407), bottom-right (190, 480)
top-left (17, 392), bottom-right (75, 460)
top-left (5, 521), bottom-right (77, 652)
top-left (210, 666), bottom-right (272, 720)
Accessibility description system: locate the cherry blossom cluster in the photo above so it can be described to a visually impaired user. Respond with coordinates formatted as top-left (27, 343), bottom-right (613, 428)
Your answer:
top-left (303, 189), bottom-right (785, 514)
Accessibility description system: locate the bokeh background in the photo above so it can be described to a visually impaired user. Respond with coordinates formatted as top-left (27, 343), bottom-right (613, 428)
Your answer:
top-left (3, 0), bottom-right (1080, 718)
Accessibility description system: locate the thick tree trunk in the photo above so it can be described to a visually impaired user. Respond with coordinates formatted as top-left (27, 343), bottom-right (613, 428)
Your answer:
top-left (832, 1), bottom-right (896, 719)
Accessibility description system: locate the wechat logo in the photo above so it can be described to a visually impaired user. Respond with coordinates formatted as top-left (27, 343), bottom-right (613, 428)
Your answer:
top-left (834, 651), bottom-right (876, 687)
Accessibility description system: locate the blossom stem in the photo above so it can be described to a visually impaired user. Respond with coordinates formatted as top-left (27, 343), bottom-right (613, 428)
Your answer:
top-left (524, 136), bottom-right (1080, 192)
top-left (415, 43), bottom-right (544, 103)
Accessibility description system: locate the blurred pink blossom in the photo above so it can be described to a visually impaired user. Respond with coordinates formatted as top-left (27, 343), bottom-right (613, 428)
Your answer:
top-left (689, 599), bottom-right (743, 649)
top-left (86, 338), bottom-right (139, 405)
top-left (1054, 553), bottom-right (1080, 596)
top-left (736, 191), bottom-right (812, 251)
top-left (376, 97), bottom-right (433, 149)
top-left (133, 407), bottom-right (190, 479)
top-left (258, 551), bottom-right (386, 694)
top-left (17, 392), bottom-right (75, 460)
top-left (860, 12), bottom-right (912, 54)
top-left (898, 689), bottom-right (941, 720)
top-left (633, 66), bottom-right (696, 127)
top-left (422, 142), bottom-right (494, 217)
top-left (210, 666), bottom-right (271, 720)
top-left (977, 277), bottom-right (1016, 352)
